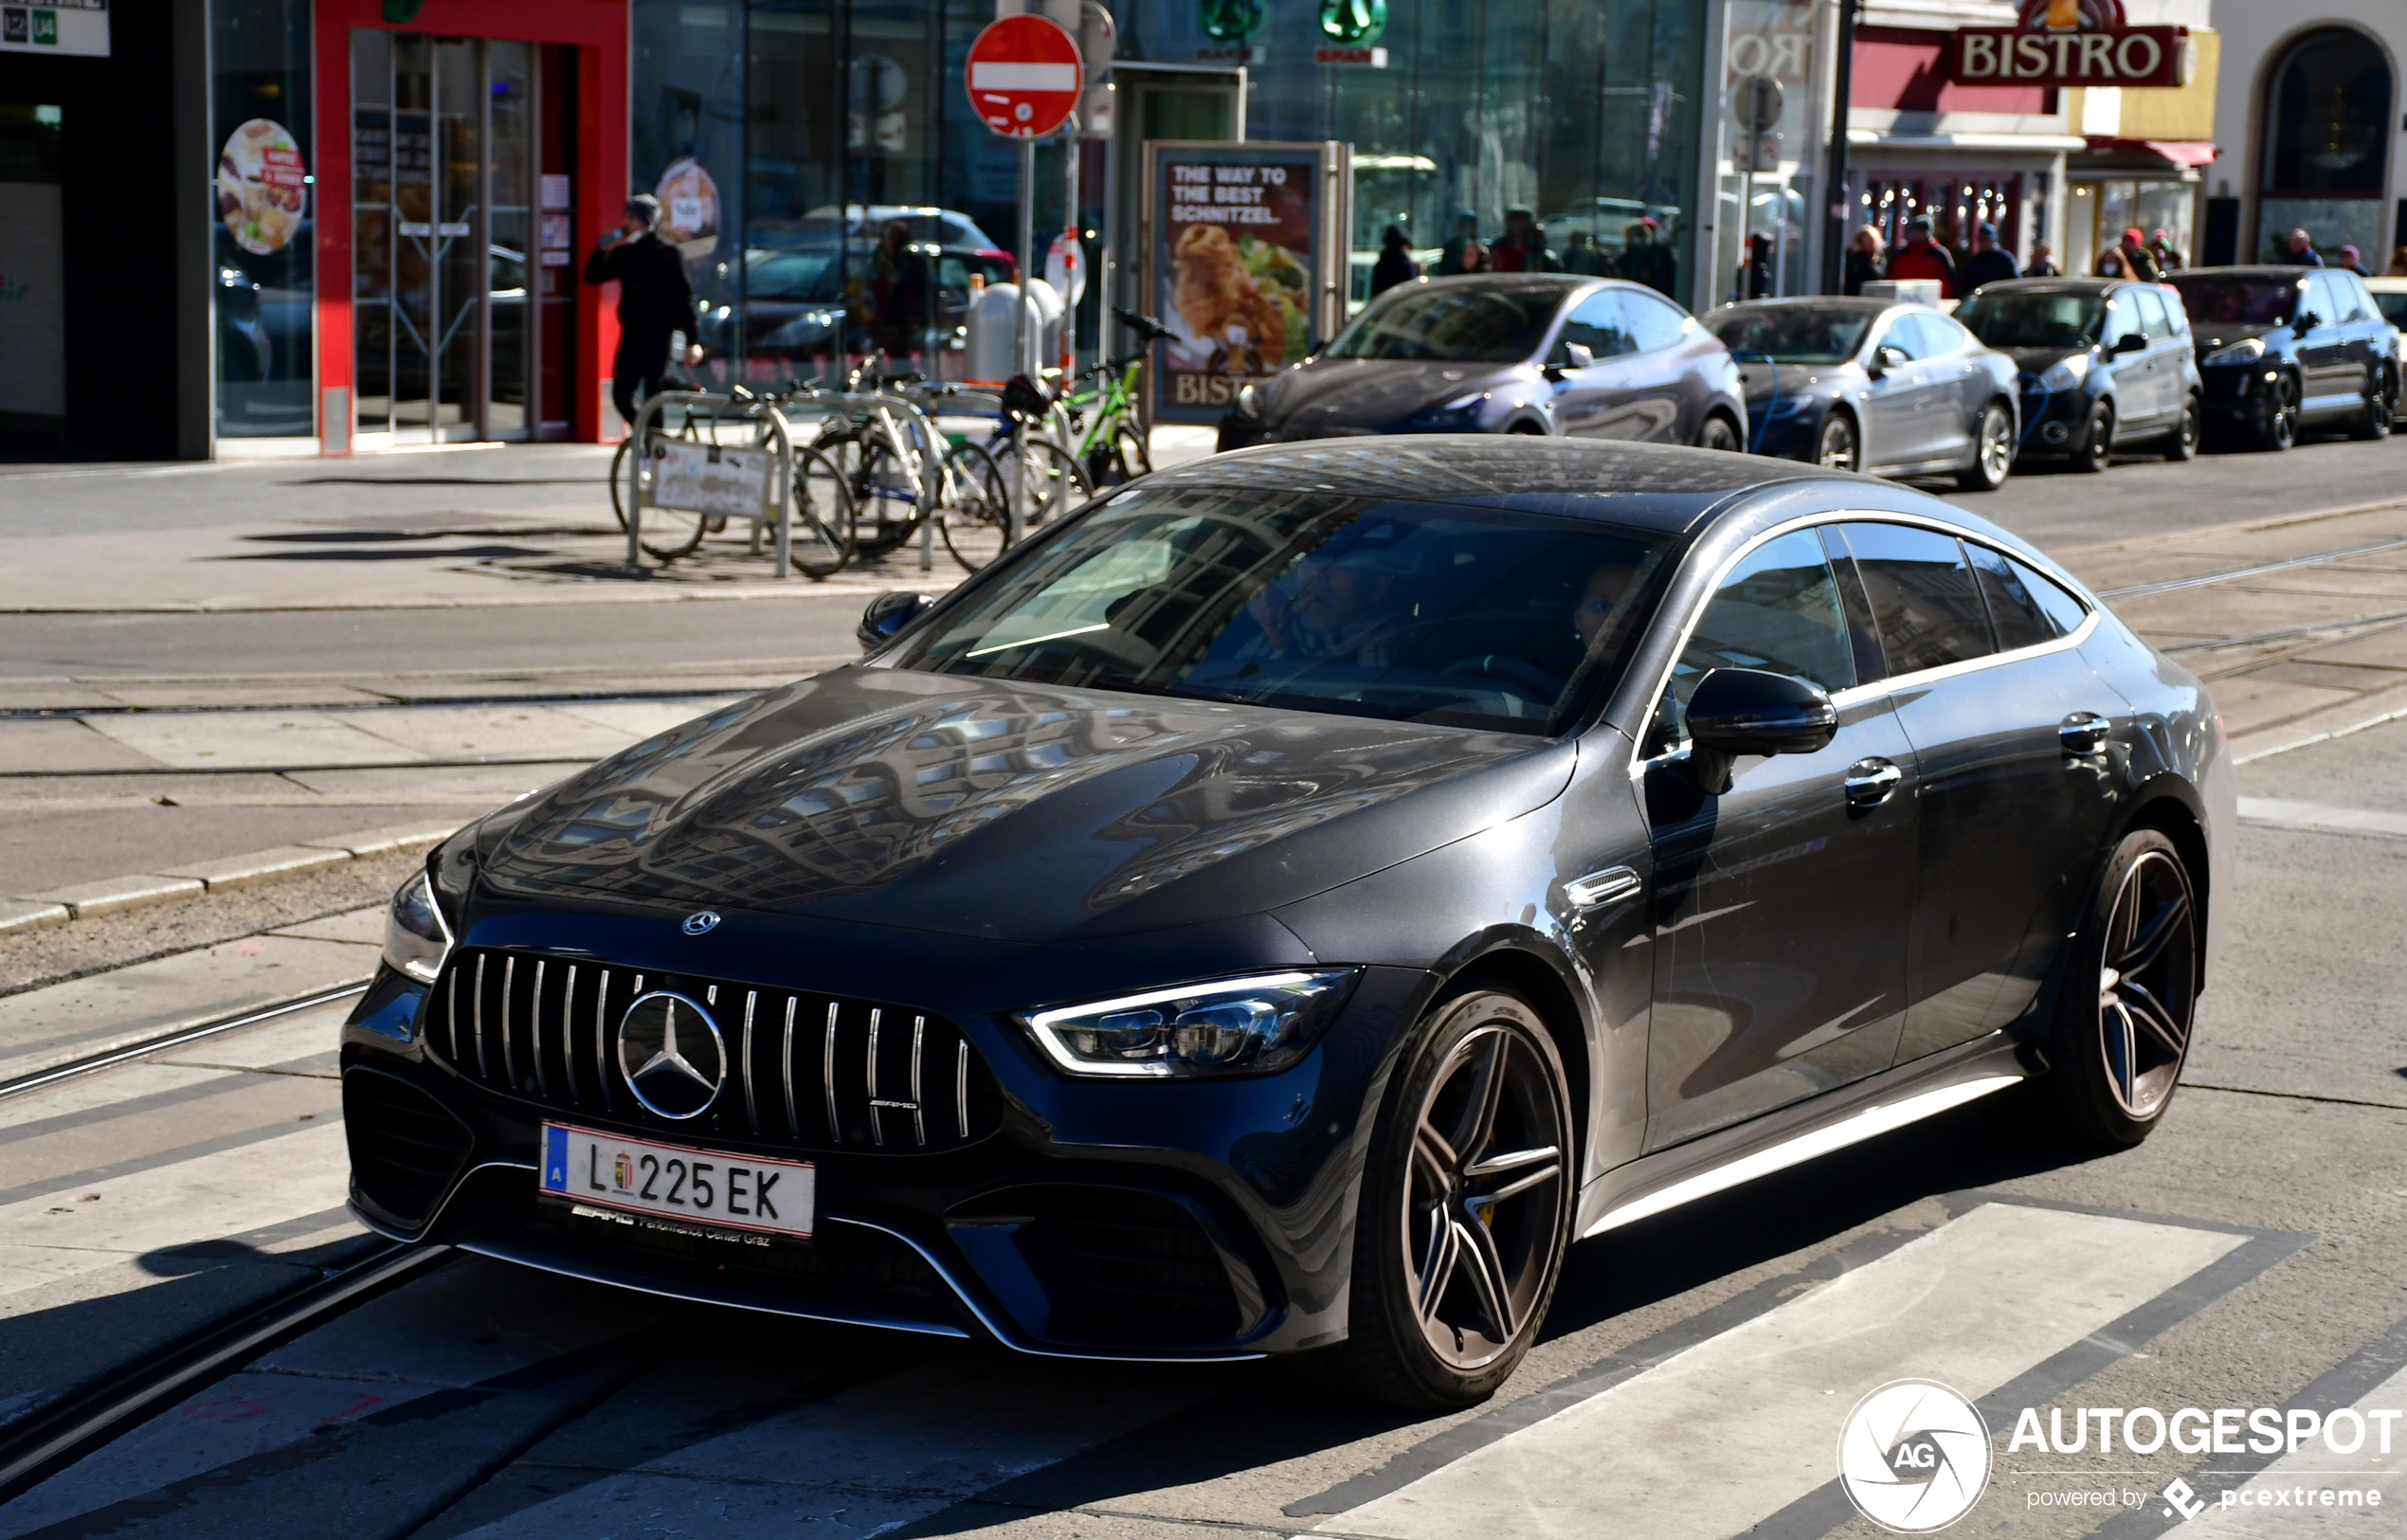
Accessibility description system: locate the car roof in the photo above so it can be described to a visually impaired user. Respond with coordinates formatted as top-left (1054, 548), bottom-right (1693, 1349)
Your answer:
top-left (2167, 267), bottom-right (2311, 281)
top-left (1714, 297), bottom-right (1895, 316)
top-left (1963, 278), bottom-right (2119, 294)
top-left (1142, 436), bottom-right (1851, 533)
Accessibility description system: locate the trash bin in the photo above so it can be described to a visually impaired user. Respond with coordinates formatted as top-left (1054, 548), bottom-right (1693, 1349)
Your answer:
top-left (967, 279), bottom-right (1063, 386)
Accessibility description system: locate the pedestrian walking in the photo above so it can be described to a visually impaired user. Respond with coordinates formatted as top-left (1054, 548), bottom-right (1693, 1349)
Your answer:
top-left (1885, 216), bottom-right (1956, 297)
top-left (2284, 227), bottom-right (2324, 266)
top-left (585, 193), bottom-right (701, 433)
top-left (1439, 209), bottom-right (1480, 277)
top-left (1559, 229), bottom-right (1610, 276)
top-left (1842, 225), bottom-right (1885, 296)
top-left (1736, 233), bottom-right (1774, 300)
top-left (2023, 240), bottom-right (2058, 277)
top-left (1368, 225), bottom-right (1417, 297)
top-left (2099, 227), bottom-right (2160, 281)
top-left (2337, 245), bottom-right (2371, 277)
top-left (2148, 227), bottom-right (2183, 271)
top-left (1491, 205), bottom-right (1555, 273)
top-left (1448, 239), bottom-right (1489, 276)
top-left (1960, 221), bottom-right (2018, 292)
top-left (1616, 217), bottom-right (1676, 296)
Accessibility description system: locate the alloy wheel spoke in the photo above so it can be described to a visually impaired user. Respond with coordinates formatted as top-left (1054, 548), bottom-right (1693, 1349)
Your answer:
top-left (1414, 1120), bottom-right (1459, 1195)
top-left (2116, 892), bottom-right (2190, 977)
top-left (1446, 1034), bottom-right (1511, 1169)
top-left (2117, 980), bottom-right (2188, 1056)
top-left (1453, 1214), bottom-right (1518, 1341)
top-left (2104, 1001), bottom-right (2140, 1105)
top-left (1475, 1158), bottom-right (1564, 1208)
top-left (1415, 1207), bottom-right (1459, 1323)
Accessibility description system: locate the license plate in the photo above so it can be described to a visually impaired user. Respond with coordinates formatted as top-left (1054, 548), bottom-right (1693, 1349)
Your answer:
top-left (540, 1123), bottom-right (816, 1241)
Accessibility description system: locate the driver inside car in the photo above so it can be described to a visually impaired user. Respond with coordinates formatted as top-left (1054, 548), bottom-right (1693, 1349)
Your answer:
top-left (1240, 524), bottom-right (1422, 670)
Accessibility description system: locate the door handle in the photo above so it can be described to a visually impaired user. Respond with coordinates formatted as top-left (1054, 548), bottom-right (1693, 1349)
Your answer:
top-left (1844, 757), bottom-right (1903, 808)
top-left (2059, 712), bottom-right (2111, 755)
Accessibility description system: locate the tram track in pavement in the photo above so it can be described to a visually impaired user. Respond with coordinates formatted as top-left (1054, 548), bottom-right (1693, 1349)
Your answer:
top-left (0, 981), bottom-right (371, 1102)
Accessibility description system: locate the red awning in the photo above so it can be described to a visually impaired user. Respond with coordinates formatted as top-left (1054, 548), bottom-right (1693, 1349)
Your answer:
top-left (2086, 137), bottom-right (2219, 169)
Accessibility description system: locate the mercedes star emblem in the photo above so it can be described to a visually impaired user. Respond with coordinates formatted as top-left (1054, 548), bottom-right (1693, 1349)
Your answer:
top-left (616, 990), bottom-right (727, 1119)
top-left (682, 910), bottom-right (721, 936)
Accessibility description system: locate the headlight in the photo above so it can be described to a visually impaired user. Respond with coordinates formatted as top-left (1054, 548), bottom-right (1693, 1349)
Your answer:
top-left (1233, 384), bottom-right (1262, 420)
top-left (1021, 969), bottom-right (1362, 1078)
top-left (382, 868), bottom-right (454, 984)
top-left (2205, 337), bottom-right (2265, 366)
top-left (1409, 390), bottom-right (1488, 426)
top-left (2039, 353), bottom-right (2090, 390)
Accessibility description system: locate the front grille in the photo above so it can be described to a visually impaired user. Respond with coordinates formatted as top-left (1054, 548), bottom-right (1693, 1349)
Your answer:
top-left (422, 946), bottom-right (1003, 1154)
top-left (345, 1067), bottom-right (474, 1226)
top-left (1015, 1185), bottom-right (1252, 1345)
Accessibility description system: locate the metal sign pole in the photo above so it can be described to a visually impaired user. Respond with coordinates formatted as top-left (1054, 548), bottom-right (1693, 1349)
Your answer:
top-left (1017, 136), bottom-right (1038, 379)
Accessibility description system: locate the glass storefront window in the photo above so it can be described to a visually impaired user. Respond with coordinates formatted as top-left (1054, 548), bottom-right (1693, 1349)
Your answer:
top-left (1713, 0), bottom-right (1822, 304)
top-left (211, 0), bottom-right (315, 439)
top-left (2071, 178), bottom-right (2195, 277)
top-left (0, 103), bottom-right (66, 456)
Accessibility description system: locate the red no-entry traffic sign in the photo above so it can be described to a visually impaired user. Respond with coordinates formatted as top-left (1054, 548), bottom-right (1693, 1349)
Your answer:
top-left (965, 14), bottom-right (1083, 139)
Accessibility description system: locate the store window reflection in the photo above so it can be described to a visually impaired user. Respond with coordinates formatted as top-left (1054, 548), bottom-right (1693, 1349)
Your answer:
top-left (211, 0), bottom-right (314, 440)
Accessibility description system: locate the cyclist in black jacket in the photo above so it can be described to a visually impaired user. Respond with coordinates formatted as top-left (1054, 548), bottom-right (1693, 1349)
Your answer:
top-left (585, 193), bottom-right (701, 430)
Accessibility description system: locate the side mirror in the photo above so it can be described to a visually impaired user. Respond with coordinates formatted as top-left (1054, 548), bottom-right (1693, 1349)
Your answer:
top-left (1563, 341), bottom-right (1596, 370)
top-left (859, 590), bottom-right (937, 651)
top-left (2294, 310), bottom-right (2323, 333)
top-left (1682, 667), bottom-right (1838, 793)
top-left (2109, 332), bottom-right (2147, 354)
top-left (1866, 344), bottom-right (1909, 378)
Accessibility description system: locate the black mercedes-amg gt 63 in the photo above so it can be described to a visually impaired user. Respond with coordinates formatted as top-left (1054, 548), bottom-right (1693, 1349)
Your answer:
top-left (347, 438), bottom-right (2232, 1408)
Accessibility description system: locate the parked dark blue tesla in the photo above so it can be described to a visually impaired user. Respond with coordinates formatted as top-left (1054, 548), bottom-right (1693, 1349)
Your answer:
top-left (348, 438), bottom-right (2232, 1409)
top-left (1952, 280), bottom-right (2204, 471)
top-left (2164, 266), bottom-right (2399, 449)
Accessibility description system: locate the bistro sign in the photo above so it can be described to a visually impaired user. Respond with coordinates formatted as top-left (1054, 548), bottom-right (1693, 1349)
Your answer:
top-left (1947, 0), bottom-right (2194, 89)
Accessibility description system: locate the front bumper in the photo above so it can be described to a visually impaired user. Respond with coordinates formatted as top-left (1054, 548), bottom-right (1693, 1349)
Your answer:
top-left (2199, 360), bottom-right (2279, 423)
top-left (341, 909), bottom-right (1432, 1361)
top-left (2014, 377), bottom-right (2091, 453)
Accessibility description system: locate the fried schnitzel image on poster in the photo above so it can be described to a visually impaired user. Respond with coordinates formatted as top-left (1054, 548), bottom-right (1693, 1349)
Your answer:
top-left (1159, 156), bottom-right (1314, 403)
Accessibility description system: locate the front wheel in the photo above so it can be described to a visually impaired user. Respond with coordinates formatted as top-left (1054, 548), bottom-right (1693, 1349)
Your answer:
top-left (2257, 374), bottom-right (2298, 451)
top-left (1323, 987), bottom-right (1573, 1409)
top-left (1814, 410), bottom-right (1858, 473)
top-left (938, 440), bottom-right (1012, 572)
top-left (2035, 829), bottom-right (2199, 1150)
top-left (2349, 367), bottom-right (2395, 440)
top-left (1085, 422), bottom-right (1153, 486)
top-left (2164, 393), bottom-right (2201, 461)
top-left (1694, 413), bottom-right (1744, 453)
top-left (2074, 400), bottom-right (2114, 473)
top-left (1956, 402), bottom-right (2016, 491)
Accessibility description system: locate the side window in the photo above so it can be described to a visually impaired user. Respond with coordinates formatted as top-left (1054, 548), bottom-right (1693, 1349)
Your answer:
top-left (2302, 274), bottom-right (2339, 329)
top-left (1916, 314), bottom-right (1969, 354)
top-left (2100, 297), bottom-right (2141, 347)
top-left (1966, 542), bottom-right (2055, 651)
top-left (2339, 274), bottom-right (2374, 323)
top-left (2132, 286), bottom-right (2172, 339)
top-left (1621, 291), bottom-right (1690, 353)
top-left (2011, 555), bottom-right (2090, 634)
top-left (1873, 317), bottom-right (1926, 362)
top-left (1832, 522), bottom-right (1995, 674)
top-left (1557, 289), bottom-right (1632, 360)
top-left (2156, 285), bottom-right (2190, 335)
top-left (1650, 530), bottom-right (1857, 751)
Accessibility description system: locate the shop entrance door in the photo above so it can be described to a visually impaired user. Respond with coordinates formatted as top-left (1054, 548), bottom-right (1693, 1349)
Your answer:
top-left (352, 29), bottom-right (536, 444)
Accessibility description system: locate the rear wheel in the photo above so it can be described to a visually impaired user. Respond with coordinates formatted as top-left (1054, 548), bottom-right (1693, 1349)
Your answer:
top-left (1694, 413), bottom-right (1744, 452)
top-left (1322, 987), bottom-right (1573, 1409)
top-left (2349, 366), bottom-right (2395, 440)
top-left (938, 440), bottom-right (1012, 571)
top-left (1956, 402), bottom-right (2016, 491)
top-left (1085, 423), bottom-right (1153, 486)
top-left (2036, 829), bottom-right (2199, 1150)
top-left (1814, 410), bottom-right (1858, 473)
top-left (2074, 400), bottom-right (2114, 473)
top-left (2164, 393), bottom-right (2201, 461)
top-left (787, 444), bottom-right (856, 580)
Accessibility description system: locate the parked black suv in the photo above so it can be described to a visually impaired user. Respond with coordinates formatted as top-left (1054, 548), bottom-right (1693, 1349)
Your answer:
top-left (2163, 266), bottom-right (2399, 450)
top-left (1953, 280), bottom-right (2203, 471)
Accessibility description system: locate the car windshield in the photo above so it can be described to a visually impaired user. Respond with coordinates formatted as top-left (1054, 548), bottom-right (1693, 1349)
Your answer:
top-left (1705, 308), bottom-right (1873, 363)
top-left (2372, 292), bottom-right (2407, 328)
top-left (1327, 285), bottom-right (1564, 362)
top-left (746, 248), bottom-right (842, 301)
top-left (2167, 275), bottom-right (2297, 327)
top-left (889, 488), bottom-right (1676, 734)
top-left (1953, 291), bottom-right (2104, 349)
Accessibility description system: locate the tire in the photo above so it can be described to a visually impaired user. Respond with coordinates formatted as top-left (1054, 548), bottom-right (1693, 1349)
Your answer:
top-left (2035, 829), bottom-right (2199, 1150)
top-left (2257, 373), bottom-right (2298, 451)
top-left (938, 440), bottom-right (1012, 572)
top-left (998, 435), bottom-right (1093, 534)
top-left (2349, 366), bottom-right (2394, 440)
top-left (1321, 987), bottom-right (1574, 1409)
top-left (611, 430), bottom-right (709, 561)
top-left (1085, 423), bottom-right (1152, 486)
top-left (1955, 401), bottom-right (2016, 492)
top-left (1694, 413), bottom-right (1744, 453)
top-left (2164, 393), bottom-right (2201, 461)
top-left (787, 443), bottom-right (856, 580)
top-left (828, 430), bottom-right (924, 558)
top-left (2073, 400), bottom-right (2114, 473)
top-left (1814, 410), bottom-right (1858, 473)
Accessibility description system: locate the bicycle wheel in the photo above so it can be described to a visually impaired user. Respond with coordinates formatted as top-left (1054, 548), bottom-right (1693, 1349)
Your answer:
top-left (609, 436), bottom-right (635, 531)
top-left (1085, 421), bottom-right (1152, 486)
top-left (622, 431), bottom-right (709, 561)
top-left (1001, 435), bottom-right (1093, 534)
top-left (816, 428), bottom-right (915, 559)
top-left (938, 440), bottom-right (1011, 572)
top-left (787, 443), bottom-right (856, 579)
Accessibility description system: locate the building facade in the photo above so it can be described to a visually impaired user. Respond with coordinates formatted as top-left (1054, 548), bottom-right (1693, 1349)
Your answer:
top-left (2204, 3), bottom-right (2399, 271)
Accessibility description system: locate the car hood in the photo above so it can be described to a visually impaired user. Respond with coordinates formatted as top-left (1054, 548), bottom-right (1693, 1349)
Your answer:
top-left (472, 666), bottom-right (1574, 943)
top-left (1997, 344), bottom-right (2096, 374)
top-left (2189, 322), bottom-right (2277, 354)
top-left (1735, 361), bottom-right (1848, 407)
top-left (1259, 358), bottom-right (1529, 434)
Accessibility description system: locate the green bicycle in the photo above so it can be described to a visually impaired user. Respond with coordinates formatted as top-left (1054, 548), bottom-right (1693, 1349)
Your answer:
top-left (1062, 308), bottom-right (1172, 486)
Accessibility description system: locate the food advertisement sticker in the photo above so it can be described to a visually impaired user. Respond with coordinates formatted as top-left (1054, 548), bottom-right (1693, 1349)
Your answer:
top-left (1144, 140), bottom-right (1349, 425)
top-left (218, 118), bottom-right (308, 256)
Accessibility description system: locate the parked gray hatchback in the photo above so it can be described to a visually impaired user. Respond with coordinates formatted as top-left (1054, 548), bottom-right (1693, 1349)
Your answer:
top-left (1952, 280), bottom-right (2206, 472)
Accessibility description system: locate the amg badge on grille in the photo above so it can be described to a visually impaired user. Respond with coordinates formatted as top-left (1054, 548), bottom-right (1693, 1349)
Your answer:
top-left (616, 991), bottom-right (726, 1119)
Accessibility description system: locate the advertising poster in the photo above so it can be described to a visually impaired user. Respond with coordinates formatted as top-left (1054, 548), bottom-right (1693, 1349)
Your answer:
top-left (655, 156), bottom-right (719, 263)
top-left (218, 118), bottom-right (308, 257)
top-left (1144, 140), bottom-right (1348, 425)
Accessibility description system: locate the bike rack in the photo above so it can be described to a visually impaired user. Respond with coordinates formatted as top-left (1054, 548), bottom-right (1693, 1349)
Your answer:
top-left (624, 390), bottom-right (797, 577)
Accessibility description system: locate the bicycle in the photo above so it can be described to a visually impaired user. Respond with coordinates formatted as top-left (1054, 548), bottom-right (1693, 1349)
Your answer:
top-left (610, 385), bottom-right (859, 579)
top-left (809, 358), bottom-right (1017, 572)
top-left (1058, 308), bottom-right (1170, 486)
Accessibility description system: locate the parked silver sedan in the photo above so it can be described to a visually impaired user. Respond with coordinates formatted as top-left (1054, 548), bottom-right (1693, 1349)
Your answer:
top-left (1707, 299), bottom-right (2022, 491)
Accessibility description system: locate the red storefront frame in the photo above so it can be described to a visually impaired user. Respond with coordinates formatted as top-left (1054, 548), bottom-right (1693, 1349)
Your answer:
top-left (312, 0), bottom-right (628, 451)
